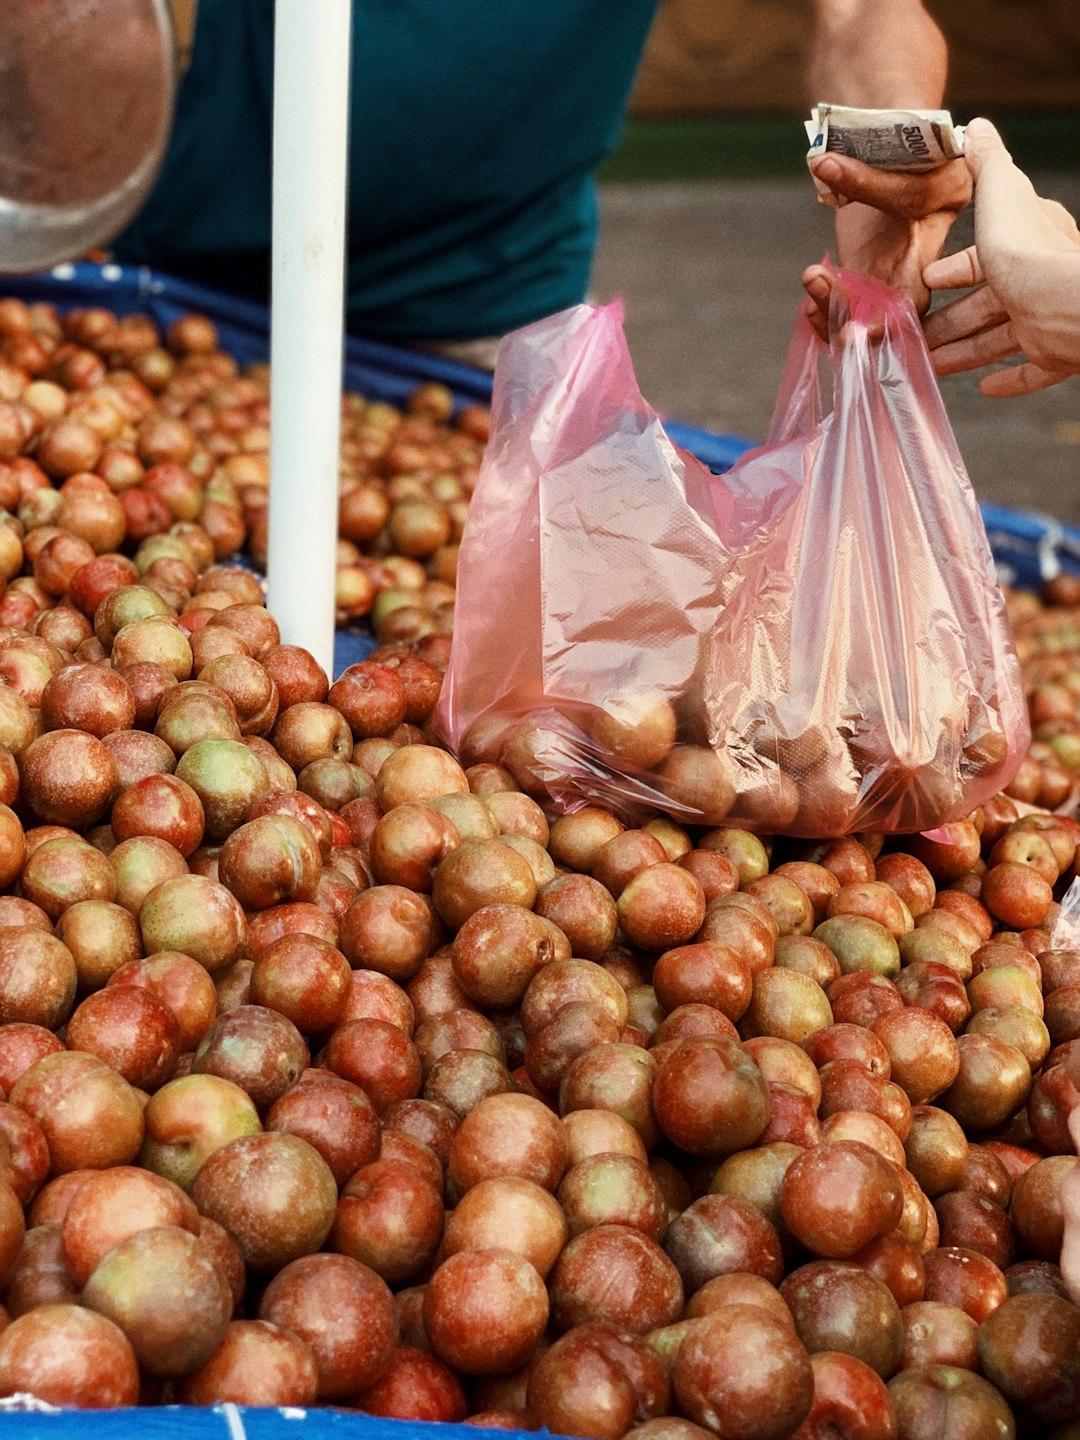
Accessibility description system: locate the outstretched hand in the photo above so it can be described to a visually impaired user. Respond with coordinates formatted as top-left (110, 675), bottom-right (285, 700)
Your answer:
top-left (922, 118), bottom-right (1080, 396)
top-left (802, 152), bottom-right (971, 340)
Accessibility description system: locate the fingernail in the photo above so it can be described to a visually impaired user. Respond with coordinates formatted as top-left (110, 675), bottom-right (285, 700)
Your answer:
top-left (815, 158), bottom-right (841, 182)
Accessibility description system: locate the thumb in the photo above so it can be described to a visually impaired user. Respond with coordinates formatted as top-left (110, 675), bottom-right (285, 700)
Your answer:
top-left (965, 117), bottom-right (1062, 263)
top-left (962, 117), bottom-right (1012, 181)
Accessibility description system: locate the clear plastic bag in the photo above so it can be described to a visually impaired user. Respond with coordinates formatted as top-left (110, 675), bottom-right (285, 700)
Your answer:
top-left (435, 271), bottom-right (1029, 837)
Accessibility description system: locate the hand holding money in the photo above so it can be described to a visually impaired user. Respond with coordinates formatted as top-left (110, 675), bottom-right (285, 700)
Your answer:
top-left (800, 105), bottom-right (972, 342)
top-left (806, 104), bottom-right (966, 207)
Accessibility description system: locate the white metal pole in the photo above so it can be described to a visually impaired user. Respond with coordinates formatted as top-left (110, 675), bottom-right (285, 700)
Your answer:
top-left (268, 0), bottom-right (352, 681)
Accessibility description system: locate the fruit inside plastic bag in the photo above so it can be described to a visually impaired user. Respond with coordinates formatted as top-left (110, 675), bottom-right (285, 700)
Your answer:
top-left (435, 272), bottom-right (1029, 837)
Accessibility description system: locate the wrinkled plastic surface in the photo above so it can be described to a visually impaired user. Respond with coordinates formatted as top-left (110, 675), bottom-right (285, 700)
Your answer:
top-left (436, 272), bottom-right (1030, 836)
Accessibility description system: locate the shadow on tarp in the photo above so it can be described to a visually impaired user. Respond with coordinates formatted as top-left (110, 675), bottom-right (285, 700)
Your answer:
top-left (4, 262), bottom-right (1078, 676)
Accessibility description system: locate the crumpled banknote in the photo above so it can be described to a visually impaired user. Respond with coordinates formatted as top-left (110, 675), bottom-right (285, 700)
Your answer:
top-left (806, 103), bottom-right (966, 204)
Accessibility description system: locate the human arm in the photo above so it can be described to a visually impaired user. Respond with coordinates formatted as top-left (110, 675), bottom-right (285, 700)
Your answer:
top-left (922, 118), bottom-right (1080, 396)
top-left (801, 0), bottom-right (970, 332)
top-left (807, 0), bottom-right (946, 116)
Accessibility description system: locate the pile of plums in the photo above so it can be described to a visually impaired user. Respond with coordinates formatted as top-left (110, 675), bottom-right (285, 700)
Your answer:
top-left (0, 601), bottom-right (1075, 1438)
top-left (0, 301), bottom-right (1080, 1437)
top-left (0, 296), bottom-right (482, 641)
top-left (1006, 575), bottom-right (1080, 813)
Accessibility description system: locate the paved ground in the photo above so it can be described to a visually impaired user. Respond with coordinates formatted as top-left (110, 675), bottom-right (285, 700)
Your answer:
top-left (593, 175), bottom-right (1080, 526)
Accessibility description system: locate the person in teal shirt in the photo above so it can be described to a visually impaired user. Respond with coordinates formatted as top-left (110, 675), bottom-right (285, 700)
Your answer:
top-left (116, 0), bottom-right (967, 352)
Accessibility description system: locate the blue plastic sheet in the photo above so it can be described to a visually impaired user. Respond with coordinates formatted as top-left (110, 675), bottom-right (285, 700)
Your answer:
top-left (0, 1403), bottom-right (521, 1440)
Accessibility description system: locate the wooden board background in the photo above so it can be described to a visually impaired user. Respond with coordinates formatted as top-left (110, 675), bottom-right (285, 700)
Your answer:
top-left (166, 2), bottom-right (1080, 114)
top-left (630, 0), bottom-right (1080, 115)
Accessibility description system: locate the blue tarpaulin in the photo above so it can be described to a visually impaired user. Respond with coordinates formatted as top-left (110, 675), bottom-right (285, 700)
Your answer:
top-left (0, 1403), bottom-right (521, 1439)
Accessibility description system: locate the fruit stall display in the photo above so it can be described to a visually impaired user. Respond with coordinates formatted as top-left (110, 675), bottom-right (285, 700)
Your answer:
top-left (0, 272), bottom-right (1078, 1438)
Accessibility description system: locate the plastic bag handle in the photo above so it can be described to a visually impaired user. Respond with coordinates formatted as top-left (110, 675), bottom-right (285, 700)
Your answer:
top-left (766, 268), bottom-right (929, 447)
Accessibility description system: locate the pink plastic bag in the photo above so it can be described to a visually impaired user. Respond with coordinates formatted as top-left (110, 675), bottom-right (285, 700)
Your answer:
top-left (435, 271), bottom-right (1029, 837)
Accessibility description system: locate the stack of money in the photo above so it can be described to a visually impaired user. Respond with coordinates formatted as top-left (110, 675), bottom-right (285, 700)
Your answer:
top-left (805, 103), bottom-right (966, 201)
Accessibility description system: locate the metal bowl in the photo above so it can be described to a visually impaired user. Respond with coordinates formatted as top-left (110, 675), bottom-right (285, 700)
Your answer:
top-left (0, 0), bottom-right (175, 273)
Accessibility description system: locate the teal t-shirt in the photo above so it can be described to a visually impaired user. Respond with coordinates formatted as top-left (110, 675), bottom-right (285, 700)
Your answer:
top-left (115, 0), bottom-right (659, 341)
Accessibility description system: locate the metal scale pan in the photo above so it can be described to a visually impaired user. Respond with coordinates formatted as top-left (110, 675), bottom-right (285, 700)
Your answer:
top-left (0, 0), bottom-right (174, 273)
